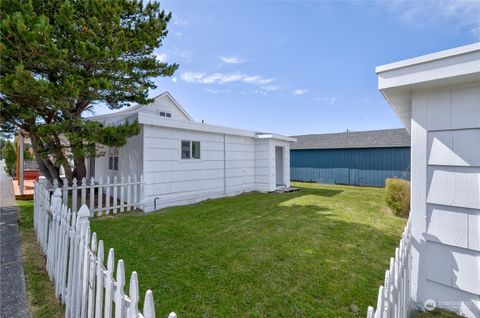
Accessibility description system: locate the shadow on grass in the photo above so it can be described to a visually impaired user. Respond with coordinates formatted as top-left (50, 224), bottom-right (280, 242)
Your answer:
top-left (91, 185), bottom-right (402, 318)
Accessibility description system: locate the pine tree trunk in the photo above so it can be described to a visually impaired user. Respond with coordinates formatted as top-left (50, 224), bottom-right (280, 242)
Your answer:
top-left (73, 155), bottom-right (87, 182)
top-left (29, 134), bottom-right (60, 184)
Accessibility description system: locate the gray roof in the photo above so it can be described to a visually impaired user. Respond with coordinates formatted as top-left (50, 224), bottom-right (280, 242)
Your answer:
top-left (291, 128), bottom-right (410, 150)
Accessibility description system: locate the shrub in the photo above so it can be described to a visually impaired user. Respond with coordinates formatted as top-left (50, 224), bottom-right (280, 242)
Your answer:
top-left (2, 140), bottom-right (16, 177)
top-left (385, 178), bottom-right (410, 218)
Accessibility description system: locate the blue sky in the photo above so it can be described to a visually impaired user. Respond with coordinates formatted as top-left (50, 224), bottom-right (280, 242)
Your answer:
top-left (95, 0), bottom-right (480, 136)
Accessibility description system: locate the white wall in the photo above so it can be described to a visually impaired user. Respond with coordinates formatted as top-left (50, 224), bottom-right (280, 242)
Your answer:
top-left (140, 94), bottom-right (191, 122)
top-left (142, 125), bottom-right (256, 212)
top-left (254, 139), bottom-right (291, 192)
top-left (93, 127), bottom-right (144, 183)
top-left (254, 139), bottom-right (271, 191)
top-left (410, 83), bottom-right (480, 317)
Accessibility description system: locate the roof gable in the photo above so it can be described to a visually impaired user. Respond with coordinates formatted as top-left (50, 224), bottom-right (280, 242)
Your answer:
top-left (86, 91), bottom-right (193, 123)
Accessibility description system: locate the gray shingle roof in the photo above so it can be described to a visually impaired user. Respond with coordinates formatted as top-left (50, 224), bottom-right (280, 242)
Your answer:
top-left (291, 129), bottom-right (410, 150)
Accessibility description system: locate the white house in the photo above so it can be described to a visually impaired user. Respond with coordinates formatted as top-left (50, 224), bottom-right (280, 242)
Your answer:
top-left (377, 43), bottom-right (480, 317)
top-left (87, 92), bottom-right (295, 212)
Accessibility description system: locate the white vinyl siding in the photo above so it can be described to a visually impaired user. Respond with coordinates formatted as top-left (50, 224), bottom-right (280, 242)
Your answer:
top-left (142, 126), bottom-right (257, 211)
top-left (93, 128), bottom-right (144, 182)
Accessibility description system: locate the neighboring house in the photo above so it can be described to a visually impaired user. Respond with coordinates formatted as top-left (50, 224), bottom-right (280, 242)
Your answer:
top-left (377, 43), bottom-right (480, 317)
top-left (290, 129), bottom-right (410, 187)
top-left (87, 92), bottom-right (295, 212)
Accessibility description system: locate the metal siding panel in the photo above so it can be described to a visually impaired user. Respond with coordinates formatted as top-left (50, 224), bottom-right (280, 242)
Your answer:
top-left (290, 147), bottom-right (411, 186)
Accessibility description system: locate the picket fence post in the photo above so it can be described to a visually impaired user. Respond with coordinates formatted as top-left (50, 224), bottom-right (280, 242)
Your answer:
top-left (367, 218), bottom-right (412, 318)
top-left (33, 179), bottom-right (164, 318)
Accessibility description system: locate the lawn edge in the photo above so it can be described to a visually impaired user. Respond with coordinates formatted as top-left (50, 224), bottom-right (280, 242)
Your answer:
top-left (17, 200), bottom-right (64, 318)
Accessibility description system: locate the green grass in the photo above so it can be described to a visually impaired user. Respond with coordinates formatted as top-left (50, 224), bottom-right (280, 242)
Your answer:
top-left (91, 182), bottom-right (406, 317)
top-left (415, 308), bottom-right (463, 317)
top-left (17, 200), bottom-right (64, 317)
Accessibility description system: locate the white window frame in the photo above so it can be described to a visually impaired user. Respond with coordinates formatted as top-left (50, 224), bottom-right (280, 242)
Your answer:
top-left (108, 146), bottom-right (119, 171)
top-left (181, 140), bottom-right (201, 160)
top-left (157, 110), bottom-right (172, 118)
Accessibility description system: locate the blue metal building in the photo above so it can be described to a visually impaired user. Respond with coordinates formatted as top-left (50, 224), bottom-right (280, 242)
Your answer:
top-left (290, 129), bottom-right (410, 187)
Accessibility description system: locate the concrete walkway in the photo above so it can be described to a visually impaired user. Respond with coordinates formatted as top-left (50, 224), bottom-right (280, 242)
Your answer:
top-left (0, 161), bottom-right (29, 318)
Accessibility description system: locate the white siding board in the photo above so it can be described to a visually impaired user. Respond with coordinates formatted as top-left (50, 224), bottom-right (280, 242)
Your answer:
top-left (426, 85), bottom-right (480, 131)
top-left (429, 129), bottom-right (480, 167)
top-left (144, 148), bottom-right (179, 161)
top-left (144, 137), bottom-right (179, 149)
top-left (425, 280), bottom-right (480, 318)
top-left (427, 166), bottom-right (480, 209)
top-left (427, 89), bottom-right (451, 131)
top-left (451, 86), bottom-right (480, 129)
top-left (453, 129), bottom-right (480, 166)
top-left (469, 213), bottom-right (480, 251)
top-left (426, 204), bottom-right (469, 249)
top-left (145, 178), bottom-right (225, 196)
top-left (453, 248), bottom-right (480, 295)
top-left (425, 241), bottom-right (455, 287)
top-left (144, 160), bottom-right (224, 172)
top-left (144, 169), bottom-right (224, 184)
top-left (425, 241), bottom-right (480, 295)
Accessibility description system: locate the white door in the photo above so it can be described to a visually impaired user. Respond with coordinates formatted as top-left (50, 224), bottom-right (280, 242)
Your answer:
top-left (275, 146), bottom-right (284, 186)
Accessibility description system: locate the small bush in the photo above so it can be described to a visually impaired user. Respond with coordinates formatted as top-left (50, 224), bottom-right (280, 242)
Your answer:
top-left (385, 178), bottom-right (410, 218)
top-left (2, 140), bottom-right (16, 177)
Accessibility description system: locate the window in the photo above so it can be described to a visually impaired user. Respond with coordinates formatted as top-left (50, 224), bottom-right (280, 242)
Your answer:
top-left (181, 140), bottom-right (201, 159)
top-left (192, 141), bottom-right (200, 159)
top-left (181, 140), bottom-right (190, 159)
top-left (108, 147), bottom-right (119, 170)
top-left (158, 110), bottom-right (172, 118)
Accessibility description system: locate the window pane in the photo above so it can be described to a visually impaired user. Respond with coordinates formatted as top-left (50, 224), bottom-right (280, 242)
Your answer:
top-left (192, 141), bottom-right (200, 159)
top-left (181, 140), bottom-right (190, 159)
top-left (166, 113), bottom-right (172, 118)
top-left (114, 157), bottom-right (119, 170)
top-left (160, 112), bottom-right (165, 117)
top-left (109, 157), bottom-right (113, 170)
top-left (113, 147), bottom-right (119, 156)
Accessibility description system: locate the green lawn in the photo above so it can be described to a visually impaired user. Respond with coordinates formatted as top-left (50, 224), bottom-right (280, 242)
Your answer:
top-left (17, 200), bottom-right (64, 317)
top-left (91, 182), bottom-right (406, 317)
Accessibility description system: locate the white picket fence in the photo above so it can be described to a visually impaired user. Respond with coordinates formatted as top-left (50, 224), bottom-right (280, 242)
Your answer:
top-left (34, 180), bottom-right (176, 318)
top-left (367, 219), bottom-right (412, 318)
top-left (45, 175), bottom-right (144, 217)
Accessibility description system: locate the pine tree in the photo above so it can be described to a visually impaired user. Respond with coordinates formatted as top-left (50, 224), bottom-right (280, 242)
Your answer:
top-left (0, 0), bottom-right (178, 184)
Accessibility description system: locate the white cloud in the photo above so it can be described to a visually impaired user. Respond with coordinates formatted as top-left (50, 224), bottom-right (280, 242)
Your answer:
top-left (171, 77), bottom-right (177, 83)
top-left (204, 88), bottom-right (231, 94)
top-left (220, 56), bottom-right (247, 64)
top-left (378, 0), bottom-right (480, 30)
top-left (314, 96), bottom-right (336, 105)
top-left (261, 85), bottom-right (280, 92)
top-left (181, 72), bottom-right (273, 86)
top-left (155, 53), bottom-right (168, 63)
top-left (293, 89), bottom-right (308, 96)
top-left (172, 17), bottom-right (189, 26)
top-left (171, 48), bottom-right (193, 63)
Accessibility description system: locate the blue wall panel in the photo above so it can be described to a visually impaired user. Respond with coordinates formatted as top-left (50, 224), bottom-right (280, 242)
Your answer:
top-left (290, 147), bottom-right (410, 187)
